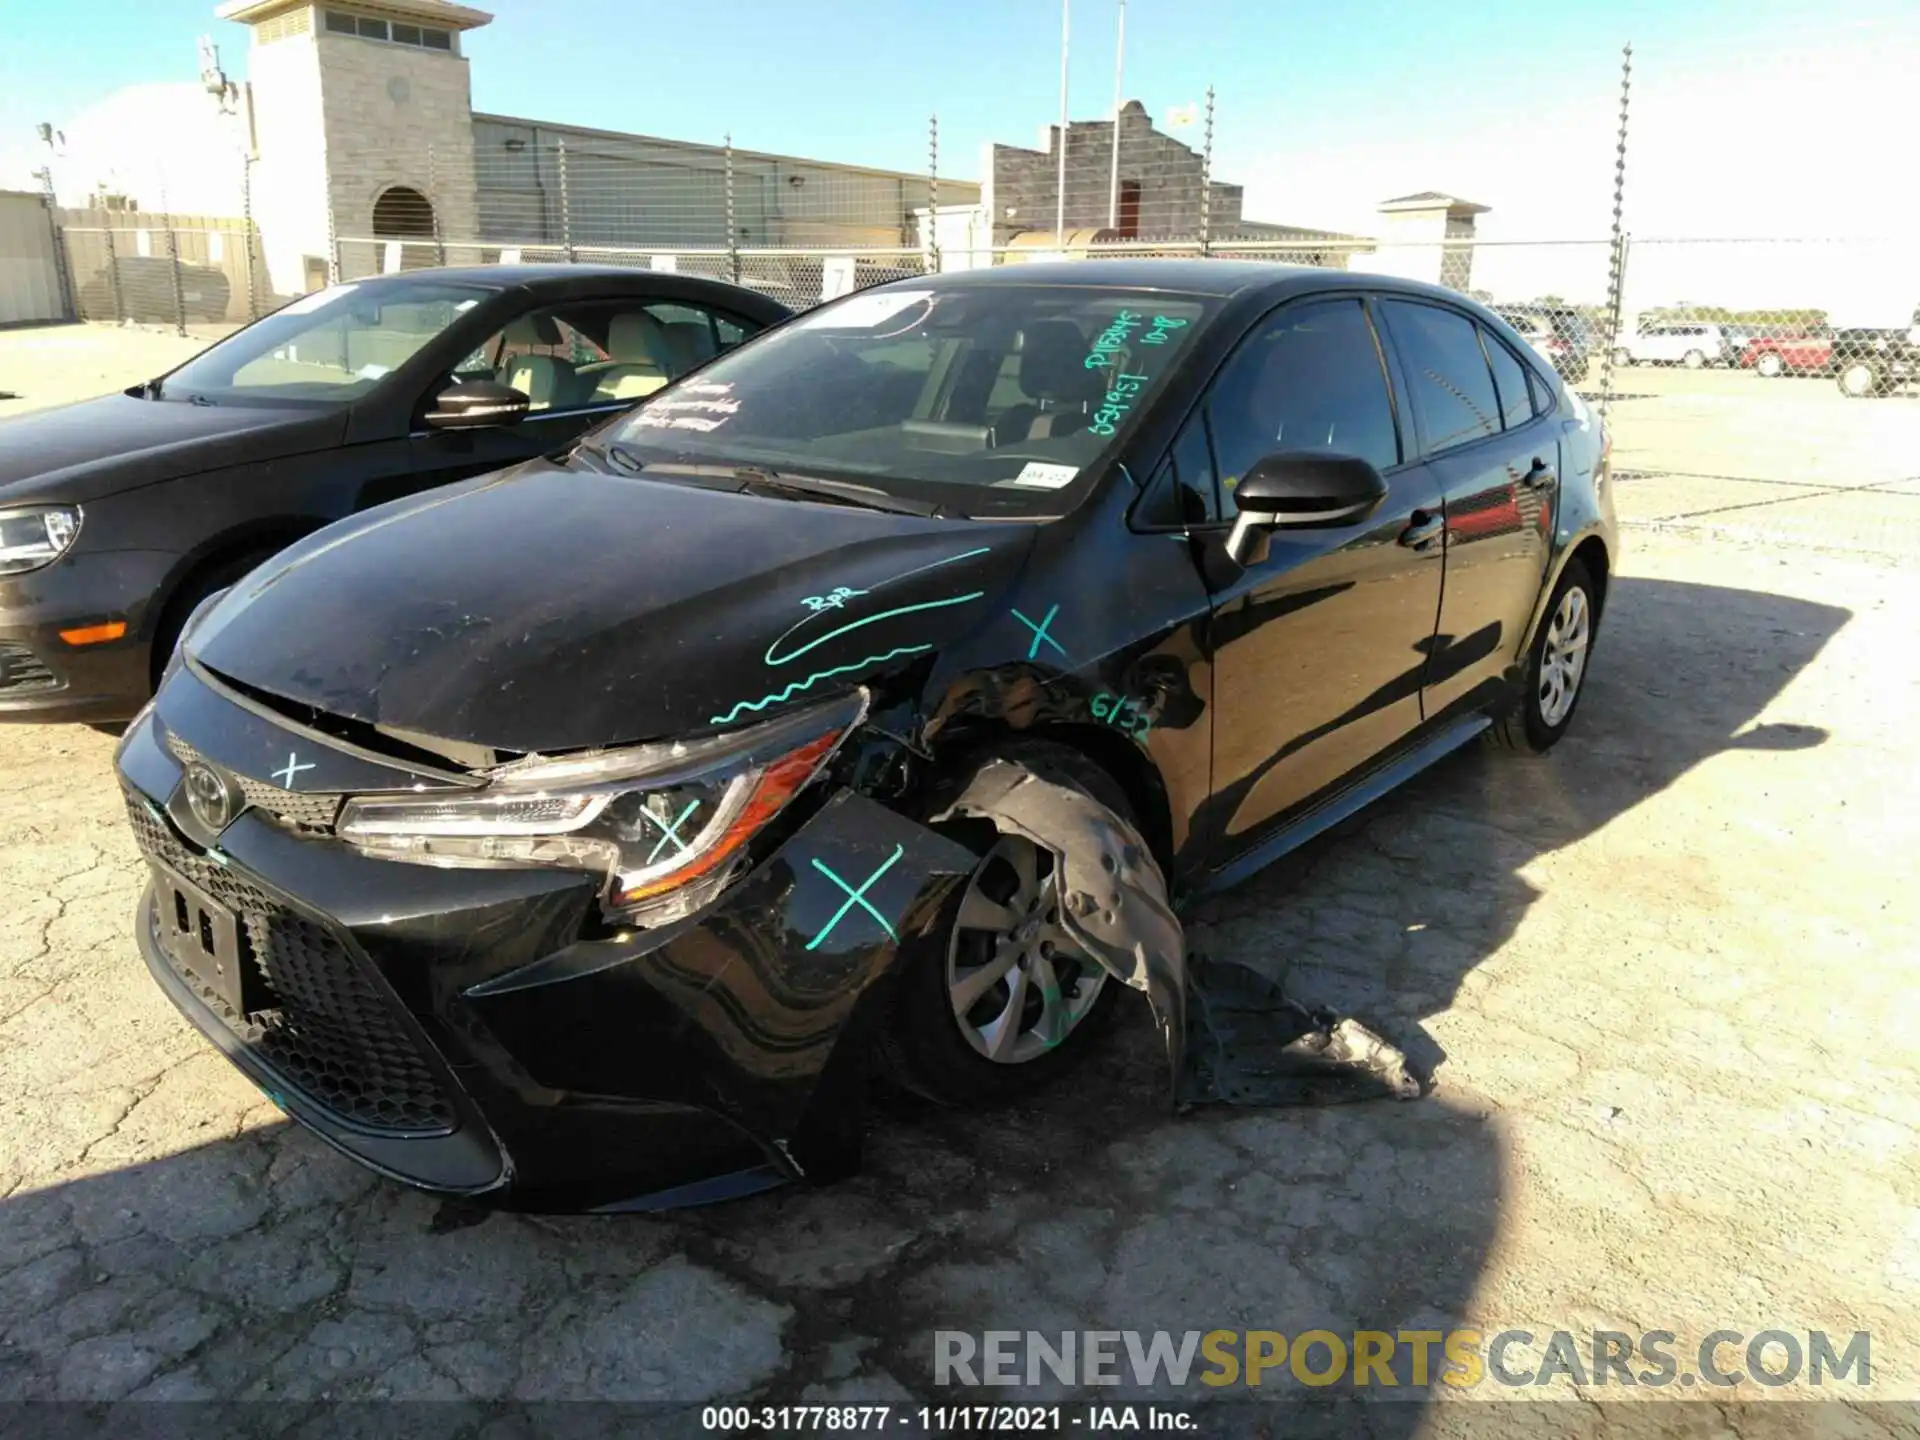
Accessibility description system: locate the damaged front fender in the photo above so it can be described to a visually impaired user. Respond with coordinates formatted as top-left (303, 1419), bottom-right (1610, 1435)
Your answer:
top-left (463, 789), bottom-right (979, 1193)
top-left (936, 760), bottom-right (1191, 1092)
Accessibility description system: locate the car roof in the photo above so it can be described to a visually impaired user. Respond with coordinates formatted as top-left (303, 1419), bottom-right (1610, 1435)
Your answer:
top-left (339, 262), bottom-right (767, 296)
top-left (906, 257), bottom-right (1489, 307)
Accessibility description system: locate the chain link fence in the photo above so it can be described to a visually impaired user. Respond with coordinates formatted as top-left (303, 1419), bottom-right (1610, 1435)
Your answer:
top-left (58, 208), bottom-right (268, 334)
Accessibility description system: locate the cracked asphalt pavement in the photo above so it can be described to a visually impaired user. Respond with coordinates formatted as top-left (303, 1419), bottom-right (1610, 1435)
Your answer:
top-left (1, 329), bottom-right (1917, 1428)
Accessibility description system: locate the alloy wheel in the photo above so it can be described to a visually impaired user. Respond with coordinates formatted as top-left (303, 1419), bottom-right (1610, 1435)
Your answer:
top-left (1538, 585), bottom-right (1591, 729)
top-left (1683, 349), bottom-right (1706, 369)
top-left (1839, 363), bottom-right (1877, 398)
top-left (1757, 353), bottom-right (1784, 378)
top-left (946, 835), bottom-right (1109, 1065)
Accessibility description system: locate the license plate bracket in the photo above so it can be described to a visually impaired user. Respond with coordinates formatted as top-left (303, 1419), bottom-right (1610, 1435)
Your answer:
top-left (154, 865), bottom-right (268, 1018)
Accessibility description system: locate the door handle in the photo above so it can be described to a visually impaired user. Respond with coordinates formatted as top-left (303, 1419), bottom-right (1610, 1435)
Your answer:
top-left (1399, 511), bottom-right (1445, 549)
top-left (1522, 457), bottom-right (1557, 488)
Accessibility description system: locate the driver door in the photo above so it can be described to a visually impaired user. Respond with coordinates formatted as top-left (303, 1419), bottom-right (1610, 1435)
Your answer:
top-left (1199, 295), bottom-right (1446, 857)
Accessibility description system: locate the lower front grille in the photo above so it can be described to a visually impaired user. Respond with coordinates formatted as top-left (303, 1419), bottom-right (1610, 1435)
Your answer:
top-left (0, 641), bottom-right (59, 695)
top-left (126, 795), bottom-right (456, 1134)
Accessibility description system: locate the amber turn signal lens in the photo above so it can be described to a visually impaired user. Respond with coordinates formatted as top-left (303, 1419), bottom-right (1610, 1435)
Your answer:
top-left (58, 620), bottom-right (127, 646)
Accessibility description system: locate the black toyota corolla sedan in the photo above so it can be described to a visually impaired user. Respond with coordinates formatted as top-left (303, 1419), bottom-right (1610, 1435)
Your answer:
top-left (0, 265), bottom-right (788, 724)
top-left (116, 261), bottom-right (1615, 1212)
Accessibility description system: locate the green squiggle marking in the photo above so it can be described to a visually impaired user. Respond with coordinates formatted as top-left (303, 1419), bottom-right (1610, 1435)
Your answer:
top-left (710, 645), bottom-right (931, 727)
top-left (764, 593), bottom-right (983, 667)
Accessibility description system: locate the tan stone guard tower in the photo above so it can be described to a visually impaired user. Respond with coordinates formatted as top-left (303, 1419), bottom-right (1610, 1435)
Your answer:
top-left (214, 0), bottom-right (490, 295)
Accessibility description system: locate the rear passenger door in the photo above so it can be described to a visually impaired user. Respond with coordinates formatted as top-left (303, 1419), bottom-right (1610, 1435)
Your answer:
top-left (1375, 300), bottom-right (1555, 719)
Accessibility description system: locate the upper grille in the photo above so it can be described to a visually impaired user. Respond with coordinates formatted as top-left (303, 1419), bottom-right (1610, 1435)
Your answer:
top-left (162, 731), bottom-right (342, 832)
top-left (0, 642), bottom-right (59, 695)
top-left (126, 795), bottom-right (456, 1134)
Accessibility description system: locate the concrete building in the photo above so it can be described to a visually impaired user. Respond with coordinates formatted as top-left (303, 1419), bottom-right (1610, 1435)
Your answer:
top-left (469, 115), bottom-right (973, 253)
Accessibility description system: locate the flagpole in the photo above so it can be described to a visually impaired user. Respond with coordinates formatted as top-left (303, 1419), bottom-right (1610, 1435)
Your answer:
top-left (1056, 0), bottom-right (1070, 239)
top-left (1107, 0), bottom-right (1126, 230)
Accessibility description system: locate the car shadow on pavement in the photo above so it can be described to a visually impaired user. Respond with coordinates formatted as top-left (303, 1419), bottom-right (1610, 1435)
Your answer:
top-left (0, 577), bottom-right (1848, 1428)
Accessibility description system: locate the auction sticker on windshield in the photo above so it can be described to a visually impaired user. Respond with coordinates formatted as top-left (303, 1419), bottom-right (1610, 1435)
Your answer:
top-left (1011, 462), bottom-right (1080, 489)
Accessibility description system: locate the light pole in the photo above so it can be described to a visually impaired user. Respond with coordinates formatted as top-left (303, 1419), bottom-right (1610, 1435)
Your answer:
top-left (1107, 0), bottom-right (1126, 231)
top-left (1055, 0), bottom-right (1070, 240)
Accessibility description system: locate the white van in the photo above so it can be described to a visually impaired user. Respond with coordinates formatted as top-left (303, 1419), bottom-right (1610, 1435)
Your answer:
top-left (1611, 321), bottom-right (1733, 369)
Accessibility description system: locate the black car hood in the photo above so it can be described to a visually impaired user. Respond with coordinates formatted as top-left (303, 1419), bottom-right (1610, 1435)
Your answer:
top-left (189, 460), bottom-right (1037, 754)
top-left (0, 392), bottom-right (343, 505)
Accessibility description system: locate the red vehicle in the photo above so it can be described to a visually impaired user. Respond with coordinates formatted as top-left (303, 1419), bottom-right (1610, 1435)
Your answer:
top-left (1740, 330), bottom-right (1834, 377)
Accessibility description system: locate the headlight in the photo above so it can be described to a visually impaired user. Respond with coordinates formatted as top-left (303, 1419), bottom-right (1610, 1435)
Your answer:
top-left (0, 507), bottom-right (82, 576)
top-left (337, 690), bottom-right (867, 923)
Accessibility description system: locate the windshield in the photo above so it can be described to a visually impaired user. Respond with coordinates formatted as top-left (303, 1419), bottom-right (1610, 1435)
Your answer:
top-left (601, 283), bottom-right (1216, 515)
top-left (158, 279), bottom-right (492, 406)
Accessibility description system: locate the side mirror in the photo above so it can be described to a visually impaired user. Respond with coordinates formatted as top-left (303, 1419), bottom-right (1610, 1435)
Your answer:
top-left (425, 379), bottom-right (530, 431)
top-left (1224, 452), bottom-right (1389, 566)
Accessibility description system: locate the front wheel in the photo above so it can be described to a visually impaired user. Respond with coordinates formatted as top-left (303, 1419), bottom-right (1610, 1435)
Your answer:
top-left (1683, 348), bottom-right (1707, 369)
top-left (878, 744), bottom-right (1131, 1107)
top-left (1486, 558), bottom-right (1597, 755)
top-left (1610, 348), bottom-right (1633, 368)
top-left (1756, 352), bottom-right (1785, 378)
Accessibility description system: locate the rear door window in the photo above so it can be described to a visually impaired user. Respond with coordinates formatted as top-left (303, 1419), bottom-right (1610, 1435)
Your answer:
top-left (1378, 299), bottom-right (1501, 456)
top-left (1479, 327), bottom-right (1538, 431)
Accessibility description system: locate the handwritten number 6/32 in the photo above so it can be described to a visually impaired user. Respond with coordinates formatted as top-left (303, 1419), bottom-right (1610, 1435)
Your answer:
top-left (1091, 692), bottom-right (1151, 739)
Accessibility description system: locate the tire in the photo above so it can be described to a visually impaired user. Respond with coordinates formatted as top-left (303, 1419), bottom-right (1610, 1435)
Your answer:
top-left (1837, 362), bottom-right (1883, 399)
top-left (148, 549), bottom-right (279, 691)
top-left (1610, 348), bottom-right (1632, 368)
top-left (878, 741), bottom-right (1133, 1107)
top-left (1486, 557), bottom-right (1597, 756)
top-left (1683, 349), bottom-right (1707, 369)
top-left (1756, 352), bottom-right (1785, 378)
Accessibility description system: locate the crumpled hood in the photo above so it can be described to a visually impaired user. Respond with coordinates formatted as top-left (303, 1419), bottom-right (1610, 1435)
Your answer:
top-left (188, 459), bottom-right (1036, 753)
top-left (0, 392), bottom-right (342, 505)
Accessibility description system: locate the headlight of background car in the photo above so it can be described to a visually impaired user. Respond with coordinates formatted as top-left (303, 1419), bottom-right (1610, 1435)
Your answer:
top-left (0, 507), bottom-right (82, 576)
top-left (337, 691), bottom-right (867, 924)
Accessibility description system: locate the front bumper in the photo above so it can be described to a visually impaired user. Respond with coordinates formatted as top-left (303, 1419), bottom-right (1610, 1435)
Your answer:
top-left (0, 549), bottom-right (173, 724)
top-left (115, 679), bottom-right (976, 1212)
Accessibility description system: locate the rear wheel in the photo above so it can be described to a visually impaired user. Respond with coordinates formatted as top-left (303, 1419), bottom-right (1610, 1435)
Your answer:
top-left (879, 743), bottom-right (1130, 1107)
top-left (1486, 558), bottom-right (1596, 756)
top-left (1683, 348), bottom-right (1707, 369)
top-left (1837, 362), bottom-right (1884, 398)
top-left (1756, 352), bottom-right (1785, 378)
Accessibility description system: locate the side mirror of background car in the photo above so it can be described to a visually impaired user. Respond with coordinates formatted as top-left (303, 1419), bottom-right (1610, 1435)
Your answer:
top-left (1224, 452), bottom-right (1390, 566)
top-left (425, 379), bottom-right (531, 431)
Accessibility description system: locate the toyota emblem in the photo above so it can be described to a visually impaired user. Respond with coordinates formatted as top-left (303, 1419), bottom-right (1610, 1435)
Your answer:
top-left (182, 760), bottom-right (241, 833)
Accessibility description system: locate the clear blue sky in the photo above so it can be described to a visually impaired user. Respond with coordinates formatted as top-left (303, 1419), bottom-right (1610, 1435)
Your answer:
top-left (1, 0), bottom-right (1909, 185)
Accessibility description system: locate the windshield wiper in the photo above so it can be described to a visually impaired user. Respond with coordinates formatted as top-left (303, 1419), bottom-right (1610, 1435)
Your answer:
top-left (734, 467), bottom-right (945, 518)
top-left (569, 438), bottom-right (647, 474)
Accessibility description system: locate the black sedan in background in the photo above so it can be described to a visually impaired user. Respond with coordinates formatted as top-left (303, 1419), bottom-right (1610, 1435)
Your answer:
top-left (0, 265), bottom-right (788, 723)
top-left (118, 262), bottom-right (1615, 1211)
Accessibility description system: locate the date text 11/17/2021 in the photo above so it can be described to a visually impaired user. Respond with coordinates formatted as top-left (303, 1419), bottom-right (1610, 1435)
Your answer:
top-left (700, 1404), bottom-right (1197, 1431)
